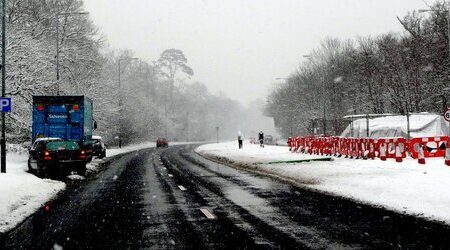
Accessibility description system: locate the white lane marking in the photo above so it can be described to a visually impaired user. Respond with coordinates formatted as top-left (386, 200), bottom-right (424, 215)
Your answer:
top-left (178, 185), bottom-right (187, 191)
top-left (200, 208), bottom-right (216, 219)
top-left (168, 174), bottom-right (173, 177)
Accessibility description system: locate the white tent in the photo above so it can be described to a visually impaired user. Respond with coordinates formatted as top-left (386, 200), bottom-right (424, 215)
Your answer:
top-left (341, 113), bottom-right (449, 139)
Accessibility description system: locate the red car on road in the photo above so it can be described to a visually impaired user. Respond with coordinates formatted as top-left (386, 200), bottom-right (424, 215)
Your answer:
top-left (156, 138), bottom-right (169, 148)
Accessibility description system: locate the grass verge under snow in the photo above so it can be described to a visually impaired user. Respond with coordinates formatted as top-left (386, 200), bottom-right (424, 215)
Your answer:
top-left (196, 141), bottom-right (450, 224)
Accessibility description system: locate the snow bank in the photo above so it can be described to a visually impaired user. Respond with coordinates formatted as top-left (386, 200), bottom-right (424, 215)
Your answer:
top-left (196, 140), bottom-right (328, 164)
top-left (196, 141), bottom-right (450, 224)
top-left (107, 142), bottom-right (156, 157)
top-left (0, 151), bottom-right (65, 233)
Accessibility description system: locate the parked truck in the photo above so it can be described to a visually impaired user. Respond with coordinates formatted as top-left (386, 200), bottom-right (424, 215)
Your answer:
top-left (29, 96), bottom-right (96, 176)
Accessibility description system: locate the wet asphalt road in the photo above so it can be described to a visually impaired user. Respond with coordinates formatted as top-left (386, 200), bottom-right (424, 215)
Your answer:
top-left (3, 144), bottom-right (450, 249)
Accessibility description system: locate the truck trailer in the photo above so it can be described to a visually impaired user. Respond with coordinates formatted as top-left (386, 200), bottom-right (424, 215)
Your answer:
top-left (31, 95), bottom-right (95, 162)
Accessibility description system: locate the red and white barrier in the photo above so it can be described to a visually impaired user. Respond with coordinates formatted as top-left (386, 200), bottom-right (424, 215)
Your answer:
top-left (409, 136), bottom-right (448, 159)
top-left (287, 135), bottom-right (450, 165)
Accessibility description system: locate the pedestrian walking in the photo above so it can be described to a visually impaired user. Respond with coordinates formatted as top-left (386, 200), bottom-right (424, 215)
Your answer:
top-left (258, 131), bottom-right (264, 148)
top-left (237, 131), bottom-right (243, 149)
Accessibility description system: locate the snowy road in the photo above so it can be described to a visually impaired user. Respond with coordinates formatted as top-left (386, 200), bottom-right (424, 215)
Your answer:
top-left (2, 145), bottom-right (450, 249)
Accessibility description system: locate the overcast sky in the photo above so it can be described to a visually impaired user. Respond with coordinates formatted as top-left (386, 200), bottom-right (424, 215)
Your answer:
top-left (83, 0), bottom-right (428, 106)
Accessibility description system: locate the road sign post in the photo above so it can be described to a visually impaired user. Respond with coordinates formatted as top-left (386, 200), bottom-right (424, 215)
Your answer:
top-left (444, 108), bottom-right (450, 137)
top-left (0, 97), bottom-right (10, 173)
top-left (1, 0), bottom-right (5, 174)
top-left (444, 108), bottom-right (450, 166)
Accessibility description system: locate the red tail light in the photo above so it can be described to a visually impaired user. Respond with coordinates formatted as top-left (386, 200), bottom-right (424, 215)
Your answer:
top-left (44, 151), bottom-right (52, 160)
top-left (79, 150), bottom-right (86, 160)
top-left (37, 104), bottom-right (44, 111)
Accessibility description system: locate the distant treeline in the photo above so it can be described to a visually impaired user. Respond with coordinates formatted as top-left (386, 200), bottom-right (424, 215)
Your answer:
top-left (265, 1), bottom-right (450, 137)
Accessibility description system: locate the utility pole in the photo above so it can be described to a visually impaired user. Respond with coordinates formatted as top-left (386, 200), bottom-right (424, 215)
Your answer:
top-left (323, 103), bottom-right (326, 135)
top-left (216, 126), bottom-right (219, 143)
top-left (118, 59), bottom-right (122, 148)
top-left (366, 114), bottom-right (370, 138)
top-left (322, 76), bottom-right (327, 135)
top-left (350, 115), bottom-right (354, 137)
top-left (406, 108), bottom-right (411, 141)
top-left (447, 9), bottom-right (450, 141)
top-left (404, 100), bottom-right (411, 141)
top-left (1, 0), bottom-right (5, 173)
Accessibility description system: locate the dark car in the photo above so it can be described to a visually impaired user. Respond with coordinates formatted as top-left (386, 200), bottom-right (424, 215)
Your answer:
top-left (92, 135), bottom-right (106, 159)
top-left (28, 138), bottom-right (87, 177)
top-left (156, 138), bottom-right (168, 148)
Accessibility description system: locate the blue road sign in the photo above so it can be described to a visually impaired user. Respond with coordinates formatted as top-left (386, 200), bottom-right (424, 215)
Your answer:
top-left (0, 97), bottom-right (11, 112)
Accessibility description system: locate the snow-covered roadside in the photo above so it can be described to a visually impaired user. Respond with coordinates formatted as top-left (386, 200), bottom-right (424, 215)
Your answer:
top-left (0, 141), bottom-right (164, 233)
top-left (196, 141), bottom-right (450, 224)
top-left (107, 142), bottom-right (156, 157)
top-left (0, 149), bottom-right (65, 233)
top-left (196, 140), bottom-right (329, 164)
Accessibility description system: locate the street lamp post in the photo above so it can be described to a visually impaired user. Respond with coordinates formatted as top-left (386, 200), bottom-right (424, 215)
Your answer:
top-left (216, 126), bottom-right (219, 143)
top-left (323, 99), bottom-right (326, 135)
top-left (405, 102), bottom-right (411, 141)
top-left (1, 0), bottom-right (5, 173)
top-left (117, 57), bottom-right (138, 148)
top-left (319, 74), bottom-right (327, 135)
top-left (55, 11), bottom-right (89, 95)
